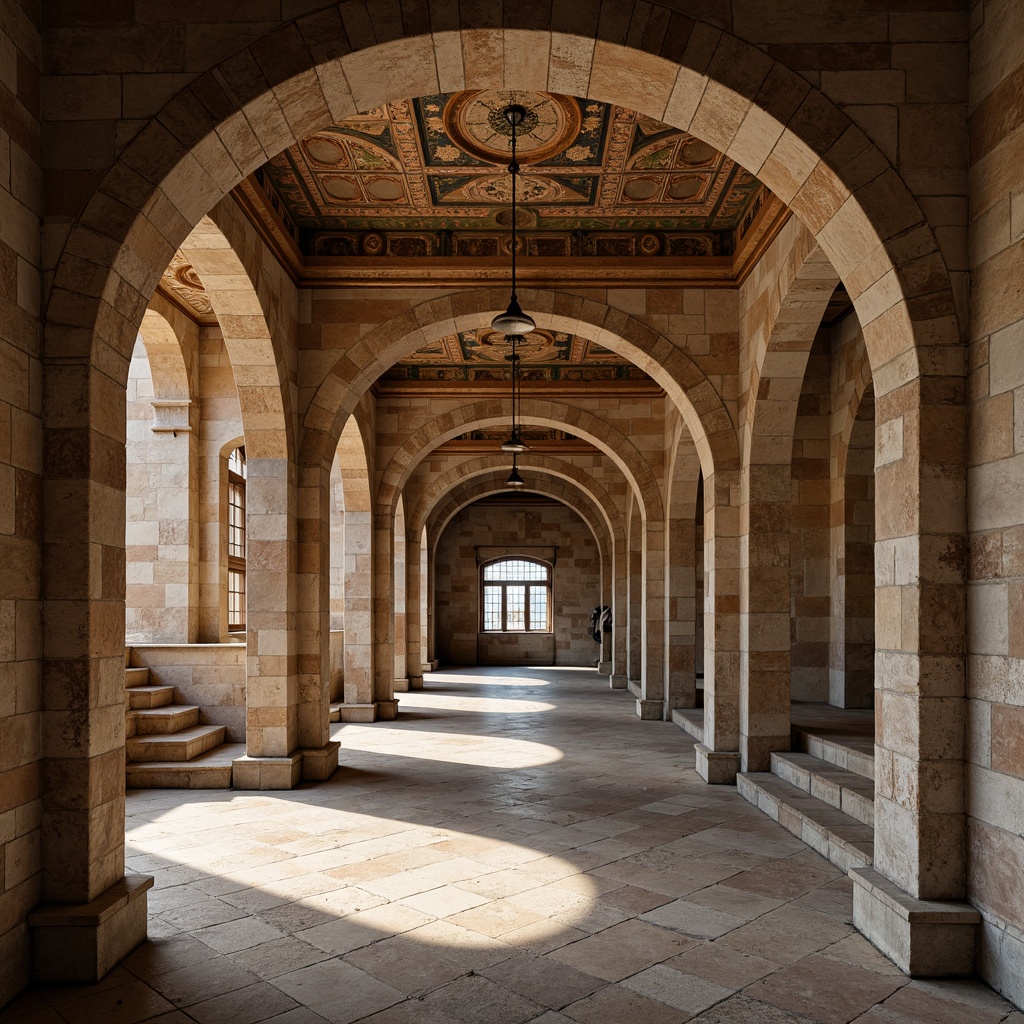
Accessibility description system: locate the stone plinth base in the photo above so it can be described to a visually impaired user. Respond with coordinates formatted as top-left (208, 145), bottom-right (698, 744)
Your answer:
top-left (232, 753), bottom-right (303, 789)
top-left (29, 874), bottom-right (153, 984)
top-left (636, 699), bottom-right (663, 720)
top-left (695, 743), bottom-right (740, 784)
top-left (338, 703), bottom-right (377, 723)
top-left (598, 661), bottom-right (612, 675)
top-left (393, 677), bottom-right (410, 692)
top-left (393, 676), bottom-right (423, 692)
top-left (851, 867), bottom-right (980, 976)
top-left (406, 675), bottom-right (423, 690)
top-left (301, 741), bottom-right (340, 781)
top-left (377, 699), bottom-right (399, 721)
top-left (609, 674), bottom-right (627, 689)
top-left (421, 662), bottom-right (433, 674)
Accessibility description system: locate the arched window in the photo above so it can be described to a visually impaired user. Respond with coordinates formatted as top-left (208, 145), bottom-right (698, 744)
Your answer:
top-left (227, 446), bottom-right (246, 632)
top-left (481, 558), bottom-right (551, 633)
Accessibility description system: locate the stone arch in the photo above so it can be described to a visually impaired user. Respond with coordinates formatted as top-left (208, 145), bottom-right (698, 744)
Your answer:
top-left (427, 473), bottom-right (608, 669)
top-left (412, 455), bottom-right (624, 559)
top-left (666, 427), bottom-right (703, 712)
top-left (303, 287), bottom-right (739, 481)
top-left (40, 11), bottom-right (965, 913)
top-left (126, 306), bottom-right (198, 644)
top-left (374, 398), bottom-right (664, 524)
top-left (739, 224), bottom-right (841, 772)
top-left (413, 460), bottom-right (614, 565)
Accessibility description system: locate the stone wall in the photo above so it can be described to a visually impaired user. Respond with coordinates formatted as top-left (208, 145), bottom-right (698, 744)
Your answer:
top-left (0, 1), bottom-right (40, 1004)
top-left (967, 0), bottom-right (1024, 1005)
top-left (434, 502), bottom-right (600, 668)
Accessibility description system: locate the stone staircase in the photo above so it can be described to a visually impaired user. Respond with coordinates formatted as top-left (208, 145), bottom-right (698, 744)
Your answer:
top-left (737, 704), bottom-right (875, 873)
top-left (124, 653), bottom-right (242, 789)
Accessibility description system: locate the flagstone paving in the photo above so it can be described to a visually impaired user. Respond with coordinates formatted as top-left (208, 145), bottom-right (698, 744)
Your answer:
top-left (3, 667), bottom-right (1020, 1024)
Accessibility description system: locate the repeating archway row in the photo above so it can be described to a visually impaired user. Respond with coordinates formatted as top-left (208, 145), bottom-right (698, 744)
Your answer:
top-left (33, 11), bottom-right (974, 998)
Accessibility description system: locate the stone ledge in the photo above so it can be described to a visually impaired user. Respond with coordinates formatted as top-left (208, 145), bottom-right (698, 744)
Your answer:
top-left (377, 699), bottom-right (399, 721)
top-left (301, 741), bottom-right (340, 782)
top-left (597, 661), bottom-right (612, 675)
top-left (28, 874), bottom-right (153, 984)
top-left (337, 703), bottom-right (377, 723)
top-left (851, 866), bottom-right (980, 977)
top-left (393, 677), bottom-right (411, 692)
top-left (627, 679), bottom-right (641, 698)
top-left (232, 753), bottom-right (303, 790)
top-left (609, 674), bottom-right (627, 689)
top-left (636, 698), bottom-right (663, 720)
top-left (695, 743), bottom-right (740, 785)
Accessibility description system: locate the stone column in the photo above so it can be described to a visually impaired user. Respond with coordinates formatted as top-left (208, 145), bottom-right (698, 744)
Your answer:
top-left (739, 462), bottom-right (793, 772)
top-left (851, 381), bottom-right (978, 975)
top-left (340, 505), bottom-right (374, 719)
top-left (232, 456), bottom-right (303, 789)
top-left (695, 470), bottom-right (742, 783)
top-left (665, 515), bottom-right (697, 711)
top-left (370, 513), bottom-right (398, 720)
top-left (637, 519), bottom-right (666, 720)
top-left (403, 526), bottom-right (424, 690)
top-left (33, 363), bottom-right (152, 983)
top-left (610, 541), bottom-right (627, 687)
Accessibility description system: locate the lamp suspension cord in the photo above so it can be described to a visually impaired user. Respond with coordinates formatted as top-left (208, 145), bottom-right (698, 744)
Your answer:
top-left (509, 106), bottom-right (520, 305)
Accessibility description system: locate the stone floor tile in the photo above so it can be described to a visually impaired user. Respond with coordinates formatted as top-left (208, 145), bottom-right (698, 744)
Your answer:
top-left (561, 983), bottom-right (693, 1023)
top-left (640, 897), bottom-right (748, 939)
top-left (689, 992), bottom-right (820, 1022)
top-left (399, 919), bottom-right (520, 969)
top-left (686, 883), bottom-right (785, 921)
top-left (355, 1003), bottom-right (464, 1024)
top-left (817, 933), bottom-right (906, 977)
top-left (420, 974), bottom-right (545, 1024)
top-left (501, 919), bottom-right (590, 954)
top-left (482, 952), bottom-right (604, 1008)
top-left (148, 957), bottom-right (261, 1008)
top-left (664, 942), bottom-right (781, 989)
top-left (259, 1007), bottom-right (333, 1024)
top-left (297, 903), bottom-right (433, 955)
top-left (157, 898), bottom-right (248, 932)
top-left (865, 982), bottom-right (1013, 1023)
top-left (621, 965), bottom-right (734, 1014)
top-left (55, 982), bottom-right (174, 1024)
top-left (398, 883), bottom-right (490, 917)
top-left (546, 919), bottom-right (696, 982)
top-left (719, 904), bottom-right (853, 964)
top-left (271, 960), bottom-right (403, 1024)
top-left (744, 953), bottom-right (905, 1024)
top-left (187, 982), bottom-right (299, 1024)
top-left (195, 916), bottom-right (286, 954)
top-left (123, 935), bottom-right (216, 978)
top-left (726, 850), bottom-right (843, 901)
top-left (344, 935), bottom-right (467, 995)
top-left (229, 936), bottom-right (332, 979)
top-left (447, 897), bottom-right (546, 936)
top-left (359, 873), bottom-right (445, 900)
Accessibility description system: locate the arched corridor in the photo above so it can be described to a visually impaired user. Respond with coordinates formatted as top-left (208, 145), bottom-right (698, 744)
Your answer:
top-left (12, 667), bottom-right (1012, 1024)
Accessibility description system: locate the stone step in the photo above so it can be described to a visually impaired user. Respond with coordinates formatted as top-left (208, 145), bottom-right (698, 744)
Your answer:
top-left (771, 751), bottom-right (874, 827)
top-left (125, 666), bottom-right (150, 688)
top-left (133, 705), bottom-right (200, 734)
top-left (126, 684), bottom-right (176, 710)
top-left (737, 771), bottom-right (873, 874)
top-left (671, 707), bottom-right (703, 744)
top-left (127, 724), bottom-right (226, 763)
top-left (126, 743), bottom-right (244, 790)
top-left (791, 713), bottom-right (874, 781)
top-left (330, 701), bottom-right (343, 723)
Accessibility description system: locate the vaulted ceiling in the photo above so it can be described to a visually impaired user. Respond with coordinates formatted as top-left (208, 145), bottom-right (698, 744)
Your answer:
top-left (253, 90), bottom-right (774, 263)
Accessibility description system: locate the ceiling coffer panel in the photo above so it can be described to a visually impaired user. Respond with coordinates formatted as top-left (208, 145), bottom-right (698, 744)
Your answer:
top-left (257, 90), bottom-right (768, 258)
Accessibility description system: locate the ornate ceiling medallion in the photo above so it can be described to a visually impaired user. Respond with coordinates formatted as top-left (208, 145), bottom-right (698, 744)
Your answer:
top-left (443, 91), bottom-right (582, 164)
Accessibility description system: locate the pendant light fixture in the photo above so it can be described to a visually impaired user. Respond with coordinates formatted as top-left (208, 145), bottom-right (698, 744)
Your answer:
top-left (491, 103), bottom-right (535, 337)
top-left (492, 101), bottom-right (534, 486)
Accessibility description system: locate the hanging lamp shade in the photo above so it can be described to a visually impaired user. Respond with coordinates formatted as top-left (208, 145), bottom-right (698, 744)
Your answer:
top-left (501, 429), bottom-right (528, 454)
top-left (506, 460), bottom-right (525, 488)
top-left (491, 293), bottom-right (535, 335)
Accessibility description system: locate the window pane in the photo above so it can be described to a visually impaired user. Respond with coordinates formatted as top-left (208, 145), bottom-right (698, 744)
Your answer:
top-left (228, 569), bottom-right (245, 627)
top-left (505, 586), bottom-right (525, 630)
top-left (529, 586), bottom-right (548, 631)
top-left (483, 558), bottom-right (548, 582)
top-left (228, 482), bottom-right (245, 558)
top-left (483, 585), bottom-right (502, 630)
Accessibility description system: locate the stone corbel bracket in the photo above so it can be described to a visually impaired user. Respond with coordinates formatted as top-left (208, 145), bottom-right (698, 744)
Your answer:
top-left (150, 398), bottom-right (192, 434)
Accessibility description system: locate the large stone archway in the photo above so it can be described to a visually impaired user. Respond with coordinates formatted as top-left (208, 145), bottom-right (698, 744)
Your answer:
top-left (36, 7), bottom-right (967, 987)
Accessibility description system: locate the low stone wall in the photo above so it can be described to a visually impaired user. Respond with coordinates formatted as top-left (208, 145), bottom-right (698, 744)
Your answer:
top-left (477, 632), bottom-right (556, 665)
top-left (129, 643), bottom-right (246, 742)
